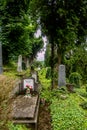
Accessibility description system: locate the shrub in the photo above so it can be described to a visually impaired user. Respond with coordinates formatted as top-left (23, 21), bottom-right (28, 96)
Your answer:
top-left (80, 101), bottom-right (87, 109)
top-left (69, 72), bottom-right (82, 88)
top-left (46, 67), bottom-right (51, 79)
top-left (85, 84), bottom-right (87, 92)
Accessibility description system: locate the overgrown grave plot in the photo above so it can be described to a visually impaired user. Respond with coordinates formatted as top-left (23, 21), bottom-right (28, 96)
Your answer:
top-left (10, 77), bottom-right (40, 130)
top-left (50, 88), bottom-right (87, 130)
top-left (0, 75), bottom-right (20, 130)
top-left (0, 66), bottom-right (42, 130)
top-left (0, 69), bottom-right (39, 129)
top-left (38, 68), bottom-right (87, 130)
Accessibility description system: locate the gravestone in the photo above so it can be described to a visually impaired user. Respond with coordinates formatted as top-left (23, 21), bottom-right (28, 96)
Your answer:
top-left (0, 43), bottom-right (3, 74)
top-left (17, 55), bottom-right (22, 72)
top-left (32, 71), bottom-right (38, 83)
top-left (26, 58), bottom-right (29, 68)
top-left (23, 78), bottom-right (35, 91)
top-left (58, 65), bottom-right (66, 87)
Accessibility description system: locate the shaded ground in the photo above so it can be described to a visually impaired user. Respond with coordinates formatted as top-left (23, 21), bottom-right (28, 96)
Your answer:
top-left (38, 102), bottom-right (52, 130)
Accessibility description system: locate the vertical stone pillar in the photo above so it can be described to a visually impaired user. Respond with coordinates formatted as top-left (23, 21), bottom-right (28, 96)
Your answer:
top-left (17, 55), bottom-right (22, 72)
top-left (58, 65), bottom-right (66, 87)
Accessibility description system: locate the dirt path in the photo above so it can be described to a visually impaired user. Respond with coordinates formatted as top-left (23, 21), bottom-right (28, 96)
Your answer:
top-left (38, 103), bottom-right (52, 130)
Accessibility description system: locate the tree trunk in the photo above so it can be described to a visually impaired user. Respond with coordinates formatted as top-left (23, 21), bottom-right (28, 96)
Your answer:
top-left (0, 43), bottom-right (3, 74)
top-left (58, 53), bottom-right (62, 69)
top-left (51, 40), bottom-right (54, 89)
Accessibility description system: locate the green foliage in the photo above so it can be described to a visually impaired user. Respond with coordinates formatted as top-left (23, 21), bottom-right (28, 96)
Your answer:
top-left (46, 67), bottom-right (51, 79)
top-left (80, 101), bottom-right (87, 109)
top-left (69, 72), bottom-right (82, 88)
top-left (44, 44), bottom-right (51, 67)
top-left (7, 122), bottom-right (29, 130)
top-left (31, 0), bottom-right (87, 58)
top-left (34, 60), bottom-right (44, 67)
top-left (65, 46), bottom-right (87, 83)
top-left (78, 88), bottom-right (87, 109)
top-left (86, 84), bottom-right (87, 92)
top-left (39, 67), bottom-right (87, 130)
top-left (79, 91), bottom-right (87, 98)
top-left (38, 68), bottom-right (51, 101)
top-left (50, 94), bottom-right (87, 130)
top-left (0, 0), bottom-right (43, 64)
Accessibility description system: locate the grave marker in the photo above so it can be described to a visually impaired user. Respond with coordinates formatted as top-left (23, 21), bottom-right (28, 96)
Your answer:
top-left (26, 58), bottom-right (29, 68)
top-left (17, 55), bottom-right (22, 72)
top-left (32, 71), bottom-right (38, 83)
top-left (58, 64), bottom-right (66, 87)
top-left (23, 78), bottom-right (35, 91)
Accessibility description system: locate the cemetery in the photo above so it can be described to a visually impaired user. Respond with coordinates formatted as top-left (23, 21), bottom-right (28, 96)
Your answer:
top-left (0, 1), bottom-right (87, 130)
top-left (0, 59), bottom-right (87, 130)
top-left (0, 42), bottom-right (87, 130)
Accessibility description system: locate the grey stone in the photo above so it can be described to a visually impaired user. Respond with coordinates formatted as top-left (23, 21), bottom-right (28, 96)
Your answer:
top-left (58, 65), bottom-right (66, 87)
top-left (26, 58), bottom-right (29, 68)
top-left (12, 95), bottom-right (38, 119)
top-left (23, 78), bottom-right (35, 91)
top-left (17, 55), bottom-right (22, 72)
top-left (32, 71), bottom-right (38, 83)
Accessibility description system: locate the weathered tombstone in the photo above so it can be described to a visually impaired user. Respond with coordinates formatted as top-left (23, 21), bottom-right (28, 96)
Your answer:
top-left (17, 55), bottom-right (22, 72)
top-left (58, 65), bottom-right (66, 87)
top-left (0, 42), bottom-right (3, 74)
top-left (32, 71), bottom-right (38, 83)
top-left (23, 78), bottom-right (35, 91)
top-left (26, 58), bottom-right (29, 68)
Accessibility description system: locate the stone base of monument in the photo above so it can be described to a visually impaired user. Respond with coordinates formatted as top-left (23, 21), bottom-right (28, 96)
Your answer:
top-left (11, 95), bottom-right (40, 130)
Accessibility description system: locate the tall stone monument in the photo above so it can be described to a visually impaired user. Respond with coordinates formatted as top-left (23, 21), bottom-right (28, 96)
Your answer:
top-left (26, 58), bottom-right (29, 69)
top-left (17, 55), bottom-right (22, 72)
top-left (0, 42), bottom-right (3, 74)
top-left (58, 65), bottom-right (66, 87)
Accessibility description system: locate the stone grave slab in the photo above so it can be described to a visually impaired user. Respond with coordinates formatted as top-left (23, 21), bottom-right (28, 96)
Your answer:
top-left (12, 95), bottom-right (38, 119)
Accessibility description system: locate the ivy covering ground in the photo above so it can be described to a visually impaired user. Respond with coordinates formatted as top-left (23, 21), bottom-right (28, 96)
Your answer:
top-left (39, 68), bottom-right (87, 130)
top-left (50, 94), bottom-right (87, 130)
top-left (0, 67), bottom-right (87, 130)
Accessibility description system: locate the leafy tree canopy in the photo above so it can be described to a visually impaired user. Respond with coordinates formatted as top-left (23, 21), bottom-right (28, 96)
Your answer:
top-left (0, 0), bottom-right (43, 64)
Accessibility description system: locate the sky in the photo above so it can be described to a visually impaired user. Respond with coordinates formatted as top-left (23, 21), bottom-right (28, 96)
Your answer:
top-left (37, 36), bottom-right (47, 61)
top-left (35, 29), bottom-right (47, 61)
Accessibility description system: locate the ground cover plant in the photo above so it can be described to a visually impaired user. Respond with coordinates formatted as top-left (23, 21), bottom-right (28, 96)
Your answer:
top-left (50, 93), bottom-right (87, 130)
top-left (38, 68), bottom-right (87, 130)
top-left (0, 66), bottom-right (29, 130)
top-left (0, 67), bottom-right (87, 130)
